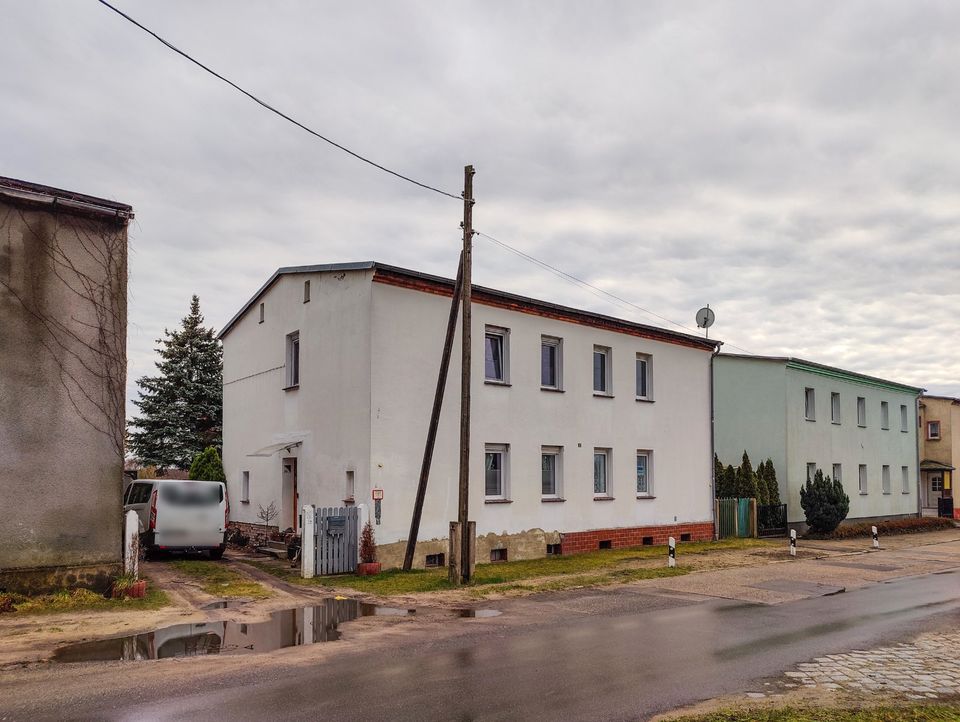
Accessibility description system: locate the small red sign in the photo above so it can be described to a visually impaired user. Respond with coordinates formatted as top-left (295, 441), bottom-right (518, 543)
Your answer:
top-left (372, 488), bottom-right (384, 501)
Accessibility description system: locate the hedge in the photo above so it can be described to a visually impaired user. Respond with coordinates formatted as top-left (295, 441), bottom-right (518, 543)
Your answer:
top-left (806, 516), bottom-right (955, 540)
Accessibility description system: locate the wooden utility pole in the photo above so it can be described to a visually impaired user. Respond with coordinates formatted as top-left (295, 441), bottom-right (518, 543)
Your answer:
top-left (402, 252), bottom-right (464, 571)
top-left (456, 165), bottom-right (475, 584)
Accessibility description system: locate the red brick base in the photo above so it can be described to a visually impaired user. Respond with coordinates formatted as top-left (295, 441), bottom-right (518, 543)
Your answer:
top-left (559, 522), bottom-right (714, 555)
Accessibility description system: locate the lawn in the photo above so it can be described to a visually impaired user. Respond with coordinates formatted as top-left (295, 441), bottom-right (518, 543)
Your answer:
top-left (670, 704), bottom-right (960, 721)
top-left (1, 582), bottom-right (170, 616)
top-left (247, 538), bottom-right (771, 597)
top-left (171, 559), bottom-right (271, 599)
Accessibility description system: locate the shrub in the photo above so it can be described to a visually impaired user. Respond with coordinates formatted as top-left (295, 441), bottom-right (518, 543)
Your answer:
top-left (811, 516), bottom-right (954, 539)
top-left (800, 469), bottom-right (850, 534)
top-left (734, 451), bottom-right (758, 499)
top-left (189, 446), bottom-right (226, 482)
top-left (359, 521), bottom-right (377, 564)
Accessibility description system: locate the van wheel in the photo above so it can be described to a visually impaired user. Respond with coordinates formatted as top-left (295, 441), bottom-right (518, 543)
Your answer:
top-left (208, 546), bottom-right (225, 560)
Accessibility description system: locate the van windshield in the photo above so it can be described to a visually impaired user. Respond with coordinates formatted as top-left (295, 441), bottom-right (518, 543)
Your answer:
top-left (159, 483), bottom-right (223, 506)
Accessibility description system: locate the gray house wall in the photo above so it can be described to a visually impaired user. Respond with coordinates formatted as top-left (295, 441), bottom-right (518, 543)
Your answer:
top-left (0, 179), bottom-right (131, 593)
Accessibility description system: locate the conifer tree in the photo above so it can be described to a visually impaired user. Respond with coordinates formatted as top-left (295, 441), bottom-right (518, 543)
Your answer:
top-left (714, 454), bottom-right (725, 498)
top-left (800, 469), bottom-right (849, 534)
top-left (754, 458), bottom-right (769, 505)
top-left (734, 451), bottom-right (758, 498)
top-left (189, 446), bottom-right (227, 482)
top-left (763, 459), bottom-right (782, 505)
top-left (722, 465), bottom-right (737, 498)
top-left (128, 296), bottom-right (223, 469)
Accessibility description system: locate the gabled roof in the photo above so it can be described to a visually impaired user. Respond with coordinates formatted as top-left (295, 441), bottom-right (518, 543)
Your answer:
top-left (0, 176), bottom-right (133, 221)
top-left (920, 459), bottom-right (955, 472)
top-left (719, 353), bottom-right (924, 395)
top-left (217, 261), bottom-right (722, 353)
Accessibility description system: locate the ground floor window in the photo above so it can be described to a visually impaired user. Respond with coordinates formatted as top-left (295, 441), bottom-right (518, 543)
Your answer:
top-left (859, 464), bottom-right (868, 494)
top-left (593, 448), bottom-right (611, 497)
top-left (485, 444), bottom-right (509, 500)
top-left (901, 466), bottom-right (910, 494)
top-left (541, 446), bottom-right (562, 498)
top-left (636, 451), bottom-right (652, 496)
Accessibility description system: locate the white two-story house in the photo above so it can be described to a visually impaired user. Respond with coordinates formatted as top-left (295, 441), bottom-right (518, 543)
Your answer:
top-left (219, 262), bottom-right (721, 567)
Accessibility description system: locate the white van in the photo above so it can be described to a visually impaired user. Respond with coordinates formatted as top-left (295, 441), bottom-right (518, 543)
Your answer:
top-left (123, 479), bottom-right (229, 559)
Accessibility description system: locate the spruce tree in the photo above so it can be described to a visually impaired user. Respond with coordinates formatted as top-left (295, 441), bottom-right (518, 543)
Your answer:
top-left (734, 451), bottom-right (758, 499)
top-left (128, 296), bottom-right (223, 469)
top-left (189, 446), bottom-right (227, 482)
top-left (714, 454), bottom-right (725, 498)
top-left (722, 465), bottom-right (737, 498)
top-left (754, 458), bottom-right (769, 505)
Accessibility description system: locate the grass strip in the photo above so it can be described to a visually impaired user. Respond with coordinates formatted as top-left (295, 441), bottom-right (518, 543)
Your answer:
top-left (171, 560), bottom-right (271, 599)
top-left (2, 582), bottom-right (170, 616)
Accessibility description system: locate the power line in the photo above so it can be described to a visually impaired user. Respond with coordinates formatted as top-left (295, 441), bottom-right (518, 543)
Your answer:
top-left (96, 0), bottom-right (462, 201)
top-left (474, 229), bottom-right (754, 354)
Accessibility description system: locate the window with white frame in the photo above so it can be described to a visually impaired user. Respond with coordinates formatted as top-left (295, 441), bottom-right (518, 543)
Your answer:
top-left (806, 462), bottom-right (817, 482)
top-left (804, 388), bottom-right (816, 420)
top-left (832, 463), bottom-right (842, 484)
top-left (857, 397), bottom-right (866, 427)
top-left (241, 471), bottom-right (250, 502)
top-left (900, 404), bottom-right (908, 432)
top-left (901, 466), bottom-right (910, 494)
top-left (258, 302), bottom-right (265, 323)
top-left (541, 336), bottom-right (562, 390)
top-left (485, 444), bottom-right (509, 499)
top-left (285, 331), bottom-right (300, 388)
top-left (484, 327), bottom-right (509, 383)
top-left (831, 392), bottom-right (841, 424)
top-left (593, 346), bottom-right (612, 394)
top-left (593, 448), bottom-right (611, 496)
top-left (928, 421), bottom-right (941, 440)
top-left (859, 464), bottom-right (868, 494)
top-left (932, 475), bottom-right (944, 492)
top-left (541, 446), bottom-right (562, 499)
top-left (303, 279), bottom-right (311, 303)
top-left (882, 465), bottom-right (891, 494)
top-left (636, 451), bottom-right (652, 496)
top-left (881, 401), bottom-right (889, 430)
top-left (635, 354), bottom-right (652, 400)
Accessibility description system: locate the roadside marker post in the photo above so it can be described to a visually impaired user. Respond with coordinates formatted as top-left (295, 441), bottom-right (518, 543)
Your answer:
top-left (872, 525), bottom-right (879, 549)
top-left (668, 537), bottom-right (676, 568)
top-left (301, 505), bottom-right (316, 579)
top-left (790, 529), bottom-right (797, 557)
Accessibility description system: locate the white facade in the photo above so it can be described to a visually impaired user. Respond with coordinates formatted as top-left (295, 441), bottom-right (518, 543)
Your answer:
top-left (714, 355), bottom-right (922, 525)
top-left (221, 263), bottom-right (719, 565)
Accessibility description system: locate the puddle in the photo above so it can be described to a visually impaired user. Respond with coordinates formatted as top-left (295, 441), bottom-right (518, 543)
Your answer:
top-left (456, 609), bottom-right (502, 618)
top-left (52, 600), bottom-right (413, 663)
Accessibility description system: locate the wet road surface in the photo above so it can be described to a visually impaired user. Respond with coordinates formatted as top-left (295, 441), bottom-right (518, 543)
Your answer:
top-left (12, 570), bottom-right (960, 721)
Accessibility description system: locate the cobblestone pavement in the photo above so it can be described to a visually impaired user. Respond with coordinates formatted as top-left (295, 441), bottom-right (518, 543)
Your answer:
top-left (778, 630), bottom-right (960, 700)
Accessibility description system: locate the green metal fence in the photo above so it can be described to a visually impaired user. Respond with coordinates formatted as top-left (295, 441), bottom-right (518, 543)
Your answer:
top-left (715, 498), bottom-right (756, 539)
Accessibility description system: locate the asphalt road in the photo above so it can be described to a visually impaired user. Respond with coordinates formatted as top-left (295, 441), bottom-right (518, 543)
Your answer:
top-left (42, 568), bottom-right (960, 722)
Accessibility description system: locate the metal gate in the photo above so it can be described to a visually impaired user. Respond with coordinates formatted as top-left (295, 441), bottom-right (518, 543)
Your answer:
top-left (757, 503), bottom-right (788, 537)
top-left (715, 498), bottom-right (757, 539)
top-left (315, 506), bottom-right (359, 575)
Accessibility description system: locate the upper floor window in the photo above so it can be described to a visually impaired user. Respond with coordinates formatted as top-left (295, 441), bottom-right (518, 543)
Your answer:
top-left (484, 326), bottom-right (510, 383)
top-left (831, 392), bottom-right (841, 424)
top-left (285, 331), bottom-right (300, 388)
top-left (636, 354), bottom-right (652, 400)
top-left (485, 444), bottom-right (509, 500)
top-left (857, 397), bottom-right (866, 427)
top-left (900, 404), bottom-right (908, 432)
top-left (804, 388), bottom-right (816, 421)
top-left (303, 280), bottom-right (311, 303)
top-left (880, 401), bottom-right (890, 430)
top-left (636, 451), bottom-right (652, 496)
top-left (928, 420), bottom-right (941, 440)
top-left (593, 346), bottom-right (612, 395)
top-left (258, 302), bottom-right (265, 324)
top-left (541, 336), bottom-right (562, 390)
top-left (859, 464), bottom-right (868, 494)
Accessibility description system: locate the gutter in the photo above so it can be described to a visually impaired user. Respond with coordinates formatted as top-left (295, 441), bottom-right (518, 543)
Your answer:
top-left (710, 343), bottom-right (722, 540)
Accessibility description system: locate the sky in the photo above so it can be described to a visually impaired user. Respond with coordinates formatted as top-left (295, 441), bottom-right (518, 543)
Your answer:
top-left (3, 1), bottom-right (959, 420)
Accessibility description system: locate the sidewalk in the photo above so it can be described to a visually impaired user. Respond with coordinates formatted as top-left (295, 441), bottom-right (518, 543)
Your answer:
top-left (644, 529), bottom-right (960, 605)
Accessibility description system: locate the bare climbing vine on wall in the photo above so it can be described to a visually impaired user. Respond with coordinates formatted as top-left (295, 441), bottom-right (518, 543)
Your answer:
top-left (0, 203), bottom-right (127, 458)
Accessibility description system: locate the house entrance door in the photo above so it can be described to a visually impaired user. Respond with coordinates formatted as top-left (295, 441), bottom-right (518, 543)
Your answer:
top-left (282, 458), bottom-right (299, 532)
top-left (926, 473), bottom-right (943, 509)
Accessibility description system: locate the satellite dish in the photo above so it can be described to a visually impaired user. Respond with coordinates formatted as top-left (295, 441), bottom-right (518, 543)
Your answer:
top-left (696, 306), bottom-right (715, 338)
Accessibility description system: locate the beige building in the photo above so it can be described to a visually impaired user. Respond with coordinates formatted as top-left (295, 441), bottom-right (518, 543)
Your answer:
top-left (0, 177), bottom-right (132, 593)
top-left (918, 395), bottom-right (960, 517)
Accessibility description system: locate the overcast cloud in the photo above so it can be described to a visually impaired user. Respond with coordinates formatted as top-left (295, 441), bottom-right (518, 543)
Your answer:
top-left (3, 1), bottom-right (959, 418)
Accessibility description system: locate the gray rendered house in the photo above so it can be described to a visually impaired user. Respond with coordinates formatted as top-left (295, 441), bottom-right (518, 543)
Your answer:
top-left (714, 354), bottom-right (922, 527)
